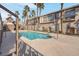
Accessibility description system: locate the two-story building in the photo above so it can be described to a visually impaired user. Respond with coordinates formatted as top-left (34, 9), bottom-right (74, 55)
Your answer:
top-left (27, 4), bottom-right (79, 34)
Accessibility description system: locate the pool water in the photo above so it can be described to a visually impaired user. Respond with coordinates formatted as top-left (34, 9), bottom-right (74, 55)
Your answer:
top-left (19, 32), bottom-right (50, 40)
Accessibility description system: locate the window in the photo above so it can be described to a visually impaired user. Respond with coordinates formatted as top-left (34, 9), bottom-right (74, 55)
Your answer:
top-left (43, 16), bottom-right (48, 23)
top-left (47, 14), bottom-right (55, 21)
top-left (65, 9), bottom-right (75, 18)
top-left (30, 19), bottom-right (36, 25)
top-left (55, 12), bottom-right (60, 19)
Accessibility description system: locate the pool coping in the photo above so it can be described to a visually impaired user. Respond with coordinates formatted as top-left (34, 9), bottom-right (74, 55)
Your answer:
top-left (19, 30), bottom-right (49, 34)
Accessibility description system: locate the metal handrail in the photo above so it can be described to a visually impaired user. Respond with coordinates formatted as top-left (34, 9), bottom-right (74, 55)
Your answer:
top-left (0, 4), bottom-right (19, 55)
top-left (0, 4), bottom-right (18, 17)
top-left (19, 41), bottom-right (43, 56)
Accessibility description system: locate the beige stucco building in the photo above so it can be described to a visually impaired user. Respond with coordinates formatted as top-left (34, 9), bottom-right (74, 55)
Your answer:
top-left (27, 5), bottom-right (79, 34)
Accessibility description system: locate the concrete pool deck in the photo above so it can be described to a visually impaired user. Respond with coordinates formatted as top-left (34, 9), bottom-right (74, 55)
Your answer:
top-left (20, 32), bottom-right (79, 56)
top-left (0, 31), bottom-right (79, 56)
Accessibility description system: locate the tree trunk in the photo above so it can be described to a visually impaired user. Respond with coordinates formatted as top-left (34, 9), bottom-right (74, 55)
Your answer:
top-left (34, 20), bottom-right (35, 31)
top-left (38, 8), bottom-right (41, 31)
top-left (37, 5), bottom-right (39, 31)
top-left (26, 14), bottom-right (29, 30)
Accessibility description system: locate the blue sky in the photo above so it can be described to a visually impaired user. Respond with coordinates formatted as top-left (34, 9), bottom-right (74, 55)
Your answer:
top-left (0, 3), bottom-right (79, 22)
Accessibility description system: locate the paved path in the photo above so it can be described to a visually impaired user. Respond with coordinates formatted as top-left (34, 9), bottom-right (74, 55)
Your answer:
top-left (50, 33), bottom-right (79, 47)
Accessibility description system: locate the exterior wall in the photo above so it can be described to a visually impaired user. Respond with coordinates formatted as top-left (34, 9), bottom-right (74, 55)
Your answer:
top-left (75, 7), bottom-right (79, 23)
top-left (28, 5), bottom-right (79, 34)
top-left (61, 7), bottom-right (79, 34)
top-left (27, 24), bottom-right (35, 30)
top-left (62, 10), bottom-right (68, 34)
top-left (27, 19), bottom-right (35, 30)
top-left (39, 14), bottom-right (56, 32)
top-left (74, 7), bottom-right (79, 34)
top-left (40, 16), bottom-right (49, 23)
top-left (75, 7), bottom-right (79, 21)
top-left (39, 23), bottom-right (54, 32)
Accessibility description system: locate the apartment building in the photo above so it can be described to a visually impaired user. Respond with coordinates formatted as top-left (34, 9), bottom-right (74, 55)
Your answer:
top-left (28, 5), bottom-right (79, 34)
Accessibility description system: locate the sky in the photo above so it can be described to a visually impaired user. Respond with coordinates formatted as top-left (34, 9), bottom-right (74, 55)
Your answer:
top-left (0, 3), bottom-right (79, 22)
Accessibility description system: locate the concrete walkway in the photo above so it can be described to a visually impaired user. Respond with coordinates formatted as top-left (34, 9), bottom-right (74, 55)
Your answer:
top-left (21, 33), bottom-right (79, 56)
top-left (50, 33), bottom-right (79, 48)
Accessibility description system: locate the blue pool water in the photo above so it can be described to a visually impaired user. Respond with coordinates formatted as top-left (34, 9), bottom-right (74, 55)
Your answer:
top-left (19, 32), bottom-right (50, 40)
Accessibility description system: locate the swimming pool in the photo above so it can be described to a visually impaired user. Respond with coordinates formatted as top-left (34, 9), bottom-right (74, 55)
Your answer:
top-left (19, 32), bottom-right (51, 40)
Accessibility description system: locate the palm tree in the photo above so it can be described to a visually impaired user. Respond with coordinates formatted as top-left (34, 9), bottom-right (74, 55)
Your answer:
top-left (15, 11), bottom-right (20, 16)
top-left (22, 15), bottom-right (25, 25)
top-left (23, 5), bottom-right (30, 30)
top-left (38, 3), bottom-right (44, 15)
top-left (15, 11), bottom-right (20, 29)
top-left (34, 3), bottom-right (44, 15)
top-left (34, 3), bottom-right (45, 30)
top-left (31, 10), bottom-right (36, 17)
top-left (28, 10), bottom-right (36, 19)
top-left (15, 11), bottom-right (20, 21)
top-left (29, 15), bottom-right (32, 18)
top-left (31, 10), bottom-right (36, 30)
